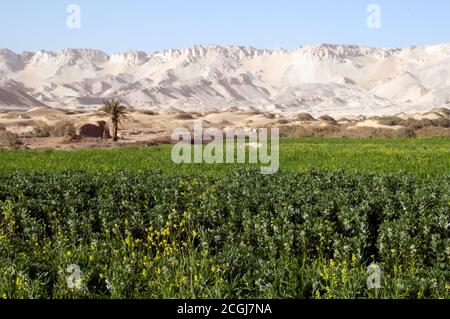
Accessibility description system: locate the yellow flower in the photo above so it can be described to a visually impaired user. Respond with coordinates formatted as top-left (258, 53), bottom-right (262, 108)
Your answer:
top-left (66, 251), bottom-right (72, 257)
top-left (192, 230), bottom-right (198, 238)
top-left (15, 276), bottom-right (28, 290)
top-left (125, 236), bottom-right (132, 247)
top-left (315, 290), bottom-right (321, 299)
top-left (341, 266), bottom-right (348, 284)
top-left (2, 293), bottom-right (7, 299)
top-left (351, 254), bottom-right (357, 266)
top-left (162, 229), bottom-right (170, 236)
top-left (89, 255), bottom-right (94, 262)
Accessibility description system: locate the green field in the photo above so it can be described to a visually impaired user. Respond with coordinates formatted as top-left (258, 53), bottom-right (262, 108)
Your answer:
top-left (0, 138), bottom-right (449, 299)
top-left (0, 138), bottom-right (449, 177)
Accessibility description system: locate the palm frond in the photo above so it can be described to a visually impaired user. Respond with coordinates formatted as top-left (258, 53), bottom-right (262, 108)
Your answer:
top-left (99, 99), bottom-right (129, 121)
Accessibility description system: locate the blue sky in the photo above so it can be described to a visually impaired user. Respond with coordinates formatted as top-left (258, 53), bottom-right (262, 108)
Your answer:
top-left (1, 0), bottom-right (450, 53)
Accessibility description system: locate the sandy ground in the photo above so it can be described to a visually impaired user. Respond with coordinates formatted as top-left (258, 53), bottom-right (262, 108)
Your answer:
top-left (0, 107), bottom-right (449, 150)
top-left (0, 108), bottom-right (287, 149)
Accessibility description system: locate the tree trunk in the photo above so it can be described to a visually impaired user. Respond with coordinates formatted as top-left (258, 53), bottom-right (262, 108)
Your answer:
top-left (113, 121), bottom-right (118, 142)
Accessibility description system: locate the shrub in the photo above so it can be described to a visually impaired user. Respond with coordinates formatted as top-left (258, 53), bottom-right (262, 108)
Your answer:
top-left (338, 127), bottom-right (416, 138)
top-left (51, 121), bottom-right (76, 137)
top-left (378, 117), bottom-right (450, 130)
top-left (432, 118), bottom-right (450, 128)
top-left (280, 125), bottom-right (341, 138)
top-left (190, 112), bottom-right (203, 118)
top-left (30, 123), bottom-right (51, 138)
top-left (295, 113), bottom-right (316, 121)
top-left (174, 113), bottom-right (194, 120)
top-left (0, 131), bottom-right (22, 148)
top-left (377, 116), bottom-right (403, 126)
top-left (397, 127), bottom-right (416, 138)
top-left (220, 119), bottom-right (233, 125)
top-left (415, 127), bottom-right (450, 137)
top-left (318, 115), bottom-right (337, 124)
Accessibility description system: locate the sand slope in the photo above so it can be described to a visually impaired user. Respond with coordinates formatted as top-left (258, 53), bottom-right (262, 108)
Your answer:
top-left (2, 44), bottom-right (450, 117)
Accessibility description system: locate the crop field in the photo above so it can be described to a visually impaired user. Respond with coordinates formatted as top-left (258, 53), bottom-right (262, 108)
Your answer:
top-left (0, 138), bottom-right (450, 177)
top-left (0, 138), bottom-right (449, 299)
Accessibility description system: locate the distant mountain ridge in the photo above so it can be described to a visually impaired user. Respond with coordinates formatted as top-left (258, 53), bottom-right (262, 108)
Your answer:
top-left (1, 44), bottom-right (450, 117)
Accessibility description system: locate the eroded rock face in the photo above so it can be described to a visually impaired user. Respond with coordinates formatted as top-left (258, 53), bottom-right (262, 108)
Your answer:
top-left (77, 121), bottom-right (111, 138)
top-left (3, 44), bottom-right (450, 116)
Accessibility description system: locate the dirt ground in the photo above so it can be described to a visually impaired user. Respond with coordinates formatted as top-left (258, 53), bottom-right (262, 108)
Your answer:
top-left (1, 107), bottom-right (449, 150)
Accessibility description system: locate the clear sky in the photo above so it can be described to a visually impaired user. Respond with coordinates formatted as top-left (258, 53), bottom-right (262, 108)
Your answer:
top-left (1, 0), bottom-right (450, 53)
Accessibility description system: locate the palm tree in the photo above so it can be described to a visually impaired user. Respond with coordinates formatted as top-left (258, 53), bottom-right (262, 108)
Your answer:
top-left (99, 99), bottom-right (128, 142)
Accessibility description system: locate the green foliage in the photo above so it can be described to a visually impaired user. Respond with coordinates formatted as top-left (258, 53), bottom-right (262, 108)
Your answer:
top-left (0, 138), bottom-right (449, 177)
top-left (99, 99), bottom-right (128, 142)
top-left (0, 170), bottom-right (449, 299)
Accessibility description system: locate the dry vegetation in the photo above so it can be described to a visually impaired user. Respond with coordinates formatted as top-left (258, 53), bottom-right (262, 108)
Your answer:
top-left (278, 109), bottom-right (450, 139)
top-left (415, 127), bottom-right (450, 137)
top-left (318, 115), bottom-right (337, 124)
top-left (0, 107), bottom-right (450, 150)
top-left (280, 124), bottom-right (417, 138)
top-left (26, 121), bottom-right (76, 138)
top-left (137, 110), bottom-right (159, 116)
top-left (173, 112), bottom-right (194, 120)
top-left (295, 113), bottom-right (316, 121)
top-left (0, 130), bottom-right (22, 149)
top-left (376, 116), bottom-right (450, 129)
